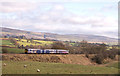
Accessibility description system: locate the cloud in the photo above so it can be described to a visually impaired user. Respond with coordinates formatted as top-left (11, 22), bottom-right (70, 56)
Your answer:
top-left (0, 2), bottom-right (38, 13)
top-left (0, 0), bottom-right (119, 2)
top-left (53, 4), bottom-right (65, 10)
top-left (100, 4), bottom-right (118, 13)
top-left (1, 2), bottom-right (118, 38)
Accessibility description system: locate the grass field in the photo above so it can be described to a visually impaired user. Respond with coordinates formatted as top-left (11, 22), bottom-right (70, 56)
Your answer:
top-left (1, 40), bottom-right (15, 47)
top-left (106, 62), bottom-right (120, 69)
top-left (2, 48), bottom-right (24, 54)
top-left (0, 47), bottom-right (2, 53)
top-left (2, 61), bottom-right (119, 74)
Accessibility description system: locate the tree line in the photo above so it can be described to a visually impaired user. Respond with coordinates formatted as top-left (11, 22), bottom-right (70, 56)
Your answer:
top-left (6, 38), bottom-right (120, 64)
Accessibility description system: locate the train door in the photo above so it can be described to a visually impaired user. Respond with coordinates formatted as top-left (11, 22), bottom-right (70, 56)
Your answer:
top-left (42, 49), bottom-right (44, 54)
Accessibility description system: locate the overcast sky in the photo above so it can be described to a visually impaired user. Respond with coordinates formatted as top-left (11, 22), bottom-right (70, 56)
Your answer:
top-left (0, 0), bottom-right (119, 38)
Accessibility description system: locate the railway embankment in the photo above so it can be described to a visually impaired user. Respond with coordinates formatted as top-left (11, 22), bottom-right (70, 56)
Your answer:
top-left (2, 54), bottom-right (118, 65)
top-left (2, 54), bottom-right (96, 65)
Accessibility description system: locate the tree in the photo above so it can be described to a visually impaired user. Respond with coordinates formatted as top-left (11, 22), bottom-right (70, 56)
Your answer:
top-left (2, 48), bottom-right (8, 53)
top-left (27, 39), bottom-right (29, 43)
top-left (30, 38), bottom-right (34, 43)
top-left (80, 40), bottom-right (88, 44)
top-left (18, 37), bottom-right (21, 41)
top-left (51, 41), bottom-right (66, 49)
top-left (9, 38), bottom-right (19, 46)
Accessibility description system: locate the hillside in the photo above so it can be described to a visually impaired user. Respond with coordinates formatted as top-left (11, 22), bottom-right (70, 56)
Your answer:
top-left (0, 27), bottom-right (118, 44)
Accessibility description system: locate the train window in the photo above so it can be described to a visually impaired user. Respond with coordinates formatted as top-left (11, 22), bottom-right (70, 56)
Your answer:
top-left (33, 50), bottom-right (35, 53)
top-left (37, 50), bottom-right (41, 53)
top-left (46, 50), bottom-right (49, 51)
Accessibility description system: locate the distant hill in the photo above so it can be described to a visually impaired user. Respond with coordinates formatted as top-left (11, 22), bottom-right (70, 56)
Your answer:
top-left (0, 27), bottom-right (118, 44)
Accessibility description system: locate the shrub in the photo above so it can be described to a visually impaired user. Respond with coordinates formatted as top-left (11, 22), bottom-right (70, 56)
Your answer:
top-left (2, 48), bottom-right (8, 53)
top-left (85, 53), bottom-right (89, 58)
top-left (92, 54), bottom-right (104, 64)
top-left (108, 51), bottom-right (116, 59)
top-left (118, 51), bottom-right (120, 55)
top-left (109, 54), bottom-right (116, 59)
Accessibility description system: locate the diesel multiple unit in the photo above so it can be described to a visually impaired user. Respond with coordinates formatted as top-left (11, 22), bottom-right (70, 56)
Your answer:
top-left (25, 49), bottom-right (69, 54)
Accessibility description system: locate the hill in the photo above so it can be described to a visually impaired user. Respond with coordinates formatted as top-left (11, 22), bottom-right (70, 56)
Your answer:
top-left (0, 27), bottom-right (118, 44)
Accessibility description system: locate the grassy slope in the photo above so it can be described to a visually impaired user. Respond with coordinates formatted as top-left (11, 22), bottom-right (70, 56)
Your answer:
top-left (2, 61), bottom-right (119, 74)
top-left (1, 40), bottom-right (15, 47)
top-left (1, 39), bottom-right (24, 54)
top-left (106, 62), bottom-right (120, 69)
top-left (3, 48), bottom-right (24, 54)
top-left (0, 47), bottom-right (2, 53)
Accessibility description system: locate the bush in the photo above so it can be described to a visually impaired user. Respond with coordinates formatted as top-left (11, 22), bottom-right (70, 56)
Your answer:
top-left (118, 51), bottom-right (120, 55)
top-left (85, 53), bottom-right (89, 58)
top-left (92, 54), bottom-right (104, 64)
top-left (109, 54), bottom-right (116, 59)
top-left (108, 52), bottom-right (116, 59)
top-left (2, 48), bottom-right (8, 53)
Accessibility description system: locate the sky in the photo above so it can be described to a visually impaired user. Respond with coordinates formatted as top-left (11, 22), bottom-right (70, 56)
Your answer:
top-left (0, 0), bottom-right (119, 38)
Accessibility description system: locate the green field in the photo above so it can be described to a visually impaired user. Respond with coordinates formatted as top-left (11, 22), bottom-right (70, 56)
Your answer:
top-left (2, 48), bottom-right (24, 54)
top-left (2, 61), bottom-right (119, 74)
top-left (106, 62), bottom-right (120, 69)
top-left (0, 47), bottom-right (2, 53)
top-left (1, 40), bottom-right (15, 47)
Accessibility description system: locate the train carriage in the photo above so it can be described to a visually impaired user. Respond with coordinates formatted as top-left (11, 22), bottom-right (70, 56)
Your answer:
top-left (25, 49), bottom-right (69, 54)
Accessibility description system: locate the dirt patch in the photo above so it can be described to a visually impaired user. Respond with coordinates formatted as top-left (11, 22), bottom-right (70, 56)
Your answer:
top-left (2, 54), bottom-right (96, 65)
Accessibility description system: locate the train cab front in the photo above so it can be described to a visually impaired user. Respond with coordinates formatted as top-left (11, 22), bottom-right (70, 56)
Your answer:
top-left (25, 49), bottom-right (28, 54)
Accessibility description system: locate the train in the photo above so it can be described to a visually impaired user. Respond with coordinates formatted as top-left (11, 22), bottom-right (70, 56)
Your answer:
top-left (25, 49), bottom-right (69, 54)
